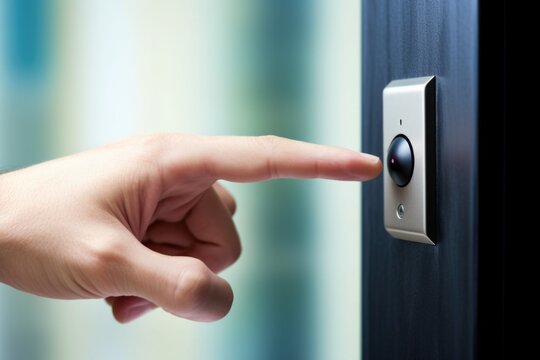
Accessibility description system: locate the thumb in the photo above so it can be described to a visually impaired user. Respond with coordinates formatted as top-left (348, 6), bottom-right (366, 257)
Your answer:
top-left (123, 246), bottom-right (234, 322)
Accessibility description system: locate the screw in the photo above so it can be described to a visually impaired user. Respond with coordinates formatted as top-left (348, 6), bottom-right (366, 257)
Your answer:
top-left (396, 204), bottom-right (405, 219)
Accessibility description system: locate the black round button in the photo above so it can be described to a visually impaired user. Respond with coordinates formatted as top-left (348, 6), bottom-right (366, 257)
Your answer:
top-left (387, 135), bottom-right (414, 187)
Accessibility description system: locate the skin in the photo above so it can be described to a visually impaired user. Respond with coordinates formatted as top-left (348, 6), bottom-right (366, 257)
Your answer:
top-left (0, 134), bottom-right (381, 323)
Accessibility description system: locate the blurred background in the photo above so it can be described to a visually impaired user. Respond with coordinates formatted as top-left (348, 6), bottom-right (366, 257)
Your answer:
top-left (0, 0), bottom-right (361, 359)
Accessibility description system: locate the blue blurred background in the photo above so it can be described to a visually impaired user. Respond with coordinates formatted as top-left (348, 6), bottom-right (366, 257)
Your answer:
top-left (0, 0), bottom-right (362, 359)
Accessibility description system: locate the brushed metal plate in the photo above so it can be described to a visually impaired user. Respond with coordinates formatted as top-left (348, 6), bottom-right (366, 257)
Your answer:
top-left (383, 76), bottom-right (436, 245)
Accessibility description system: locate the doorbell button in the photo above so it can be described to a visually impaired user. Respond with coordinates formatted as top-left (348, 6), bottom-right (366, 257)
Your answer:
top-left (387, 135), bottom-right (414, 187)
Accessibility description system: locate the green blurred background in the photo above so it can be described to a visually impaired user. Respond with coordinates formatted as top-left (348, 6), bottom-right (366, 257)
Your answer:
top-left (0, 0), bottom-right (362, 359)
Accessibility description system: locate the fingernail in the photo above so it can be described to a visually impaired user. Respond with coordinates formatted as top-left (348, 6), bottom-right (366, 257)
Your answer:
top-left (124, 303), bottom-right (154, 322)
top-left (360, 152), bottom-right (381, 164)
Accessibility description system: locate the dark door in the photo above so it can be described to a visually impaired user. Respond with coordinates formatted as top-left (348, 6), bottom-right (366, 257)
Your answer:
top-left (361, 0), bottom-right (506, 359)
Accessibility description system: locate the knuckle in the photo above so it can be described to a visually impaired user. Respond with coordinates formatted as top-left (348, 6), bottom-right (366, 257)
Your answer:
top-left (128, 133), bottom-right (197, 181)
top-left (173, 258), bottom-right (213, 313)
top-left (120, 134), bottom-right (172, 187)
top-left (136, 133), bottom-right (172, 163)
top-left (215, 183), bottom-right (237, 214)
top-left (228, 240), bottom-right (242, 266)
top-left (106, 135), bottom-right (165, 180)
top-left (228, 249), bottom-right (241, 268)
top-left (83, 236), bottom-right (129, 285)
top-left (227, 197), bottom-right (237, 215)
top-left (215, 243), bottom-right (241, 273)
top-left (223, 194), bottom-right (237, 215)
top-left (88, 237), bottom-right (126, 266)
top-left (256, 135), bottom-right (285, 178)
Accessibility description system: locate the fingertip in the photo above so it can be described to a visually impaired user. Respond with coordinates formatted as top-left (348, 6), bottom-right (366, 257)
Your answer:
top-left (362, 159), bottom-right (383, 181)
top-left (347, 153), bottom-right (383, 181)
top-left (367, 158), bottom-right (383, 179)
top-left (358, 152), bottom-right (382, 165)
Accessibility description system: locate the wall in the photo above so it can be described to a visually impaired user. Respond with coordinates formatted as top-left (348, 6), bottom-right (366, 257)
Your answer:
top-left (362, 0), bottom-right (479, 359)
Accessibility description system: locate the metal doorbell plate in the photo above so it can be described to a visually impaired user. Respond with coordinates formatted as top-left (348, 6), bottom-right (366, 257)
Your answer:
top-left (383, 76), bottom-right (436, 245)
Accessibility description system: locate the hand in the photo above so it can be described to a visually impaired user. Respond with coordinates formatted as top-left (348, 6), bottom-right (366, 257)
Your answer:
top-left (0, 134), bottom-right (381, 323)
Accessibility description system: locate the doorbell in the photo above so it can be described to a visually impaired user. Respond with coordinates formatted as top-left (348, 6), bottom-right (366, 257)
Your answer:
top-left (383, 76), bottom-right (436, 245)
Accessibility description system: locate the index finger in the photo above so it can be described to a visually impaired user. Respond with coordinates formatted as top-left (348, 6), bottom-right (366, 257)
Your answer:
top-left (160, 134), bottom-right (382, 183)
